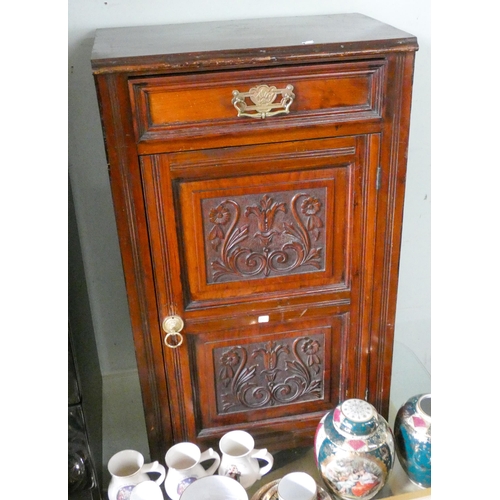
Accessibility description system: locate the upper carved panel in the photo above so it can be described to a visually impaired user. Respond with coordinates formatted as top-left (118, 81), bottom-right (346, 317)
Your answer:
top-left (174, 146), bottom-right (354, 305)
top-left (202, 189), bottom-right (326, 284)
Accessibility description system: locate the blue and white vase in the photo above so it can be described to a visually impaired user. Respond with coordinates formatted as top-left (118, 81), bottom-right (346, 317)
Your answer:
top-left (314, 399), bottom-right (395, 500)
top-left (394, 394), bottom-right (431, 488)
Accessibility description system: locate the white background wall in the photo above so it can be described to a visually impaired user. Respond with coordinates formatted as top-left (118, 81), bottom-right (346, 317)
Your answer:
top-left (5, 1), bottom-right (500, 496)
top-left (68, 0), bottom-right (431, 378)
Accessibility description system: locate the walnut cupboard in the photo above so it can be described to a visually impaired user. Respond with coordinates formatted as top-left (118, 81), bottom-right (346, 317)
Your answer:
top-left (91, 14), bottom-right (418, 461)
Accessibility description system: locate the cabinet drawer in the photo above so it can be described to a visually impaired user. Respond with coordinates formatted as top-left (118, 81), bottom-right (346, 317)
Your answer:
top-left (129, 60), bottom-right (386, 150)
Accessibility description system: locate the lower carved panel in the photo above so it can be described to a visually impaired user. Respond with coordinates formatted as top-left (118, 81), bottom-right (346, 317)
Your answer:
top-left (214, 332), bottom-right (325, 415)
top-left (192, 314), bottom-right (345, 440)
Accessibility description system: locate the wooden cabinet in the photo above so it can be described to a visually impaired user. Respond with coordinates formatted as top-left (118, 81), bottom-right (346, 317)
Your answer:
top-left (91, 14), bottom-right (418, 461)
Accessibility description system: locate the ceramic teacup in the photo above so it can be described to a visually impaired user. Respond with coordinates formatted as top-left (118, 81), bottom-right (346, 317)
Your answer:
top-left (179, 475), bottom-right (248, 500)
top-left (277, 472), bottom-right (317, 500)
top-left (130, 481), bottom-right (164, 500)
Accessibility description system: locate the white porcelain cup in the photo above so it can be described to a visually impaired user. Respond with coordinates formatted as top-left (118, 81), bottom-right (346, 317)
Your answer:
top-left (179, 475), bottom-right (248, 500)
top-left (277, 472), bottom-right (317, 500)
top-left (130, 481), bottom-right (164, 500)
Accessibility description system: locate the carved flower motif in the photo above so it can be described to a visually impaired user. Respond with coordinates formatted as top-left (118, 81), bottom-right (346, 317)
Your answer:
top-left (209, 205), bottom-right (230, 225)
top-left (219, 350), bottom-right (240, 387)
top-left (301, 197), bottom-right (322, 216)
top-left (253, 341), bottom-right (289, 383)
top-left (245, 195), bottom-right (286, 234)
top-left (300, 196), bottom-right (323, 240)
top-left (302, 338), bottom-right (321, 367)
top-left (209, 203), bottom-right (232, 250)
top-left (221, 350), bottom-right (240, 368)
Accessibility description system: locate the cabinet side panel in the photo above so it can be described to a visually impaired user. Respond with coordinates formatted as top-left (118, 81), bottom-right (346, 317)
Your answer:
top-left (369, 52), bottom-right (417, 417)
top-left (94, 73), bottom-right (172, 460)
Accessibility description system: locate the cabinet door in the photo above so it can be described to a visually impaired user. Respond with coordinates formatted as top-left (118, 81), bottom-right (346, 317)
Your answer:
top-left (140, 134), bottom-right (380, 449)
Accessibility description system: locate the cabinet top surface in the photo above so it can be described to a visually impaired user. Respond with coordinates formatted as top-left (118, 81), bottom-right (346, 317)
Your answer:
top-left (91, 13), bottom-right (417, 73)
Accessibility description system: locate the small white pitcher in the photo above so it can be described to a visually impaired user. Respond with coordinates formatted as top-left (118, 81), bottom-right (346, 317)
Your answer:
top-left (107, 449), bottom-right (166, 500)
top-left (218, 430), bottom-right (274, 489)
top-left (164, 442), bottom-right (221, 500)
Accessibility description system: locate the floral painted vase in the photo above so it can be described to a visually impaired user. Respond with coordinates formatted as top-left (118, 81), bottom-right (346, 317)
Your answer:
top-left (394, 394), bottom-right (431, 488)
top-left (314, 399), bottom-right (395, 500)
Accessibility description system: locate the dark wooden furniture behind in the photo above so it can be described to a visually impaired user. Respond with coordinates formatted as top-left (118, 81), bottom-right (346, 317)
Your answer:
top-left (91, 14), bottom-right (418, 461)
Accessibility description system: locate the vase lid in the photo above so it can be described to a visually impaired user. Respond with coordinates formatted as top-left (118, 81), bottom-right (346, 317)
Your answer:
top-left (341, 399), bottom-right (375, 421)
top-left (333, 398), bottom-right (379, 436)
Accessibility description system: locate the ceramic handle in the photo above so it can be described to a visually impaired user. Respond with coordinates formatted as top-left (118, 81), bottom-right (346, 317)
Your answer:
top-left (251, 448), bottom-right (274, 477)
top-left (199, 448), bottom-right (221, 476)
top-left (141, 460), bottom-right (166, 485)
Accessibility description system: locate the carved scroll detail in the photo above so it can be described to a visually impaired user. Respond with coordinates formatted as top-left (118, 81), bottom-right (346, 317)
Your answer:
top-left (215, 335), bottom-right (324, 414)
top-left (204, 191), bottom-right (325, 283)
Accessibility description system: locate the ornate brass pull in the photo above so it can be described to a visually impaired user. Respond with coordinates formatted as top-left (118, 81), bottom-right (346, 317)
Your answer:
top-left (232, 84), bottom-right (295, 119)
top-left (162, 315), bottom-right (184, 349)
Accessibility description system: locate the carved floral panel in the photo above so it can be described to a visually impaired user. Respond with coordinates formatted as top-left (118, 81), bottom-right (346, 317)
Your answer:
top-left (214, 333), bottom-right (325, 414)
top-left (202, 188), bottom-right (327, 284)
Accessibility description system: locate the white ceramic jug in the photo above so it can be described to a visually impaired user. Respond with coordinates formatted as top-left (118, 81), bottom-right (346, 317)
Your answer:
top-left (218, 430), bottom-right (274, 489)
top-left (164, 442), bottom-right (221, 500)
top-left (107, 449), bottom-right (166, 500)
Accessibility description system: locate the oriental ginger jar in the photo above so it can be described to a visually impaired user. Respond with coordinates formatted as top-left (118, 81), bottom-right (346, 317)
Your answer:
top-left (314, 399), bottom-right (394, 500)
top-left (394, 394), bottom-right (431, 488)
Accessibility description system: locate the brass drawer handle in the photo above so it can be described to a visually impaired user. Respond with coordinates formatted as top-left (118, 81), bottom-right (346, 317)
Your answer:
top-left (232, 84), bottom-right (295, 119)
top-left (162, 315), bottom-right (184, 349)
